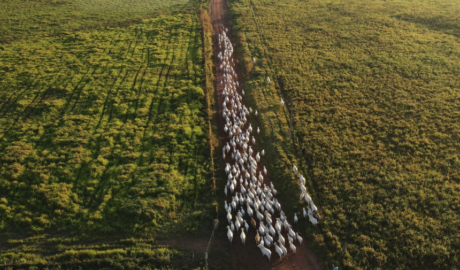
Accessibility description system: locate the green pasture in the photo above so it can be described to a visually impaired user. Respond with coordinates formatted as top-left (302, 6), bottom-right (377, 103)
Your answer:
top-left (0, 0), bottom-right (216, 268)
top-left (229, 0), bottom-right (460, 268)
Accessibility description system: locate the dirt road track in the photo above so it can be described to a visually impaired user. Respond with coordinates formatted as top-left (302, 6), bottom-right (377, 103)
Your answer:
top-left (209, 0), bottom-right (324, 269)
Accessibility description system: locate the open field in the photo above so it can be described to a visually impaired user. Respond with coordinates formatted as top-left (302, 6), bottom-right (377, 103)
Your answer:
top-left (0, 0), bottom-right (189, 44)
top-left (228, 0), bottom-right (460, 269)
top-left (0, 0), bottom-right (217, 268)
top-left (4, 0), bottom-right (460, 268)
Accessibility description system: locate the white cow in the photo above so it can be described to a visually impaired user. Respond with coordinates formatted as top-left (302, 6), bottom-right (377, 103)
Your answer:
top-left (304, 193), bottom-right (312, 204)
top-left (279, 242), bottom-right (288, 256)
top-left (274, 243), bottom-right (283, 259)
top-left (264, 234), bottom-right (272, 247)
top-left (310, 202), bottom-right (318, 212)
top-left (227, 211), bottom-right (232, 223)
top-left (299, 174), bottom-right (305, 184)
top-left (296, 233), bottom-right (303, 244)
top-left (257, 244), bottom-right (271, 261)
top-left (278, 233), bottom-right (285, 245)
top-left (227, 226), bottom-right (233, 243)
top-left (289, 241), bottom-right (296, 253)
top-left (259, 222), bottom-right (265, 235)
top-left (308, 214), bottom-right (318, 225)
top-left (275, 218), bottom-right (282, 233)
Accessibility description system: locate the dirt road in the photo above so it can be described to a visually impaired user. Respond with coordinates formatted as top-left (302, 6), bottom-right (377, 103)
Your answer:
top-left (209, 0), bottom-right (324, 269)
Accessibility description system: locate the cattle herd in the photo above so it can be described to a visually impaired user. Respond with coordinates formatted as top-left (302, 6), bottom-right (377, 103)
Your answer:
top-left (217, 28), bottom-right (320, 261)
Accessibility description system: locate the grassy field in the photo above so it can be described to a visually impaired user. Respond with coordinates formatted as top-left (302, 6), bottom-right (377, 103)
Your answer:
top-left (228, 0), bottom-right (460, 269)
top-left (0, 0), bottom-right (216, 268)
top-left (0, 0), bottom-right (189, 44)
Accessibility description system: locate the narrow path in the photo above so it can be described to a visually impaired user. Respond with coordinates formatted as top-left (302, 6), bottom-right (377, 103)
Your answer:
top-left (209, 0), bottom-right (324, 269)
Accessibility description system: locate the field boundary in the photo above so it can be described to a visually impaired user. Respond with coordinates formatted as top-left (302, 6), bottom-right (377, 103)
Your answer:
top-left (200, 0), bottom-right (219, 217)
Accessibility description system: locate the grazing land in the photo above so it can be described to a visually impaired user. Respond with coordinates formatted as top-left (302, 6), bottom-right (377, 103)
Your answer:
top-left (228, 0), bottom-right (460, 268)
top-left (0, 0), bottom-right (188, 44)
top-left (0, 0), bottom-right (216, 268)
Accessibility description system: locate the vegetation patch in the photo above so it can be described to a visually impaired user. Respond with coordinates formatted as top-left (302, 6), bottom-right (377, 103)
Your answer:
top-left (0, 0), bottom-right (216, 267)
top-left (228, 0), bottom-right (460, 269)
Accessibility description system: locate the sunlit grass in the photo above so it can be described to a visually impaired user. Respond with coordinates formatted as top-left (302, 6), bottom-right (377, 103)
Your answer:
top-left (229, 0), bottom-right (460, 268)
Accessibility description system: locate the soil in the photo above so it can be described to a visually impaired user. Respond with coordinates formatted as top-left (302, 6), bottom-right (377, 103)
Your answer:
top-left (207, 0), bottom-right (325, 269)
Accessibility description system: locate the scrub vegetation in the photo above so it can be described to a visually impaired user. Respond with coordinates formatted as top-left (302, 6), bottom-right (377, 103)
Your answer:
top-left (228, 0), bottom-right (460, 268)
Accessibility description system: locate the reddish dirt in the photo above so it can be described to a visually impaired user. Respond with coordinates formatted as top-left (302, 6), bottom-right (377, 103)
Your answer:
top-left (209, 0), bottom-right (324, 269)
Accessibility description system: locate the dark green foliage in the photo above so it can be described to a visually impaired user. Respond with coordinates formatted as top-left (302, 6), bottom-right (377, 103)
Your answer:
top-left (228, 0), bottom-right (460, 269)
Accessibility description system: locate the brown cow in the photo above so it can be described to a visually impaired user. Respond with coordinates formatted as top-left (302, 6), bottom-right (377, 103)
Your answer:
top-left (255, 231), bottom-right (261, 244)
top-left (251, 218), bottom-right (257, 229)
